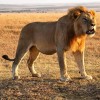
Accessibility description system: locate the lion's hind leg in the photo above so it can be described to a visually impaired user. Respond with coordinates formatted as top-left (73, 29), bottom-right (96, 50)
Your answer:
top-left (27, 46), bottom-right (41, 77)
top-left (12, 40), bottom-right (31, 80)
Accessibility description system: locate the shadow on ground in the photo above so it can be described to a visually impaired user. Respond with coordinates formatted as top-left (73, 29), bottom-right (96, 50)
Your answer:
top-left (0, 77), bottom-right (100, 100)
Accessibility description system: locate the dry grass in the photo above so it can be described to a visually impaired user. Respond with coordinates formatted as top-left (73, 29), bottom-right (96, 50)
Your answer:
top-left (0, 12), bottom-right (100, 100)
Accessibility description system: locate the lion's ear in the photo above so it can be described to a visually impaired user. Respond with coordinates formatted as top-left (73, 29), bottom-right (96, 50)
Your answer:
top-left (73, 11), bottom-right (81, 19)
top-left (90, 10), bottom-right (96, 17)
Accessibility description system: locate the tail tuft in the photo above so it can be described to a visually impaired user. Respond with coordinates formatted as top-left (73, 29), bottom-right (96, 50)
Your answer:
top-left (2, 55), bottom-right (9, 59)
top-left (2, 55), bottom-right (14, 61)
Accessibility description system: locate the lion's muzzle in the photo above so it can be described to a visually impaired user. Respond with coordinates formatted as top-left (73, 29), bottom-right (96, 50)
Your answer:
top-left (86, 28), bottom-right (95, 35)
top-left (86, 23), bottom-right (96, 35)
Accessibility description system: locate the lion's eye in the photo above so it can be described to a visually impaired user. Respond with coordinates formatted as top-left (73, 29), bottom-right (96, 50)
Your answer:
top-left (83, 18), bottom-right (88, 23)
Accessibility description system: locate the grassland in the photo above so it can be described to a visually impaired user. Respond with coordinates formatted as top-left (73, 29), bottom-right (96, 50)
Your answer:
top-left (0, 13), bottom-right (100, 100)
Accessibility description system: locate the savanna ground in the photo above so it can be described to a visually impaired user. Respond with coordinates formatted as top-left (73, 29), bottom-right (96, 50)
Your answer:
top-left (0, 12), bottom-right (100, 100)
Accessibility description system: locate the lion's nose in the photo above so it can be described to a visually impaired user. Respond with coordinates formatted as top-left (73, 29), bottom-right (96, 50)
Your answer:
top-left (91, 23), bottom-right (95, 26)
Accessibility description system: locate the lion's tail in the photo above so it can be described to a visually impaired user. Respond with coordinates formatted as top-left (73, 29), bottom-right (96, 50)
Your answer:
top-left (2, 55), bottom-right (14, 61)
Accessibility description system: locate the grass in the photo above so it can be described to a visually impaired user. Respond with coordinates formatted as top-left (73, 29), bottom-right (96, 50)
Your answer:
top-left (0, 12), bottom-right (100, 100)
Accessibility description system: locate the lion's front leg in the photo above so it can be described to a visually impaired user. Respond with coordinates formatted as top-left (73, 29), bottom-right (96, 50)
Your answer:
top-left (73, 51), bottom-right (92, 79)
top-left (57, 49), bottom-right (71, 81)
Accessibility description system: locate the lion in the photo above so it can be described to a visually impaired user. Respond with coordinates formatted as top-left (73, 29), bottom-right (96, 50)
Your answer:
top-left (2, 6), bottom-right (96, 81)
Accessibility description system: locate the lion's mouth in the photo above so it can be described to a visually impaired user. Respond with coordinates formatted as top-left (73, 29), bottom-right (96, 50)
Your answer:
top-left (86, 29), bottom-right (95, 35)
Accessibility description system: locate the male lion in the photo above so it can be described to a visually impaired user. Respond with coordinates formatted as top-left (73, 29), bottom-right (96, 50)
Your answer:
top-left (2, 6), bottom-right (96, 81)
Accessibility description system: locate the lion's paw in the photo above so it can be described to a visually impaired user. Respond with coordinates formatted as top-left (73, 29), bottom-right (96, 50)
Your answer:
top-left (81, 75), bottom-right (93, 80)
top-left (32, 73), bottom-right (41, 78)
top-left (60, 75), bottom-right (71, 82)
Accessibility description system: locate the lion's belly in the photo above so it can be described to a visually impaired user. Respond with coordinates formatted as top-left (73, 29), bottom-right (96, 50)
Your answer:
top-left (36, 43), bottom-right (56, 55)
top-left (32, 22), bottom-right (57, 55)
top-left (34, 34), bottom-right (56, 54)
top-left (39, 49), bottom-right (56, 55)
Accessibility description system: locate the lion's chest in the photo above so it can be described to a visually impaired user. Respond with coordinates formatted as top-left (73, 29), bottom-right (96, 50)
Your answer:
top-left (70, 36), bottom-right (86, 52)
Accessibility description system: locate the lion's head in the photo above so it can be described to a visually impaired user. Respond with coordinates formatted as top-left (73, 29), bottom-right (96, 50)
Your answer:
top-left (68, 6), bottom-right (96, 37)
